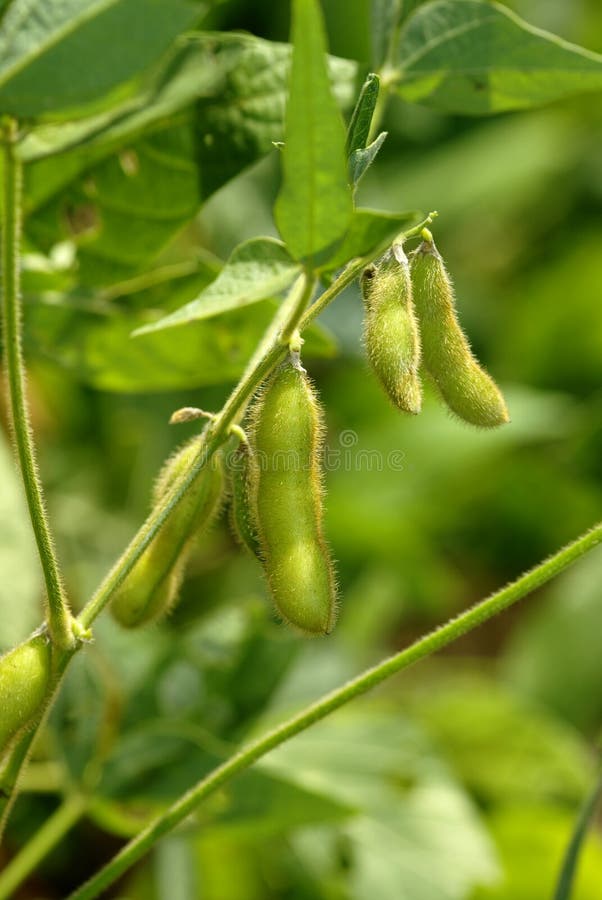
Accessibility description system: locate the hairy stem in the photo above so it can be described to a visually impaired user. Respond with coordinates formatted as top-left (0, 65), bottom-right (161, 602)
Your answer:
top-left (1, 121), bottom-right (73, 650)
top-left (68, 523), bottom-right (602, 900)
top-left (0, 794), bottom-right (87, 900)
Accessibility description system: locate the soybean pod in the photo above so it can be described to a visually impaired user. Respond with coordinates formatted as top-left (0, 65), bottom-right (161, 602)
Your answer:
top-left (0, 633), bottom-right (52, 755)
top-left (362, 244), bottom-right (422, 415)
top-left (410, 233), bottom-right (509, 428)
top-left (229, 438), bottom-right (262, 560)
top-left (111, 438), bottom-right (224, 628)
top-left (249, 358), bottom-right (337, 636)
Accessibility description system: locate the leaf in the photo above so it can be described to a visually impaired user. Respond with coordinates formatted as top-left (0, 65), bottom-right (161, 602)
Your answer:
top-left (321, 207), bottom-right (419, 272)
top-left (349, 131), bottom-right (388, 187)
top-left (394, 0), bottom-right (602, 115)
top-left (134, 238), bottom-right (302, 335)
top-left (26, 118), bottom-right (201, 286)
top-left (20, 34), bottom-right (358, 169)
top-left (0, 437), bottom-right (41, 652)
top-left (22, 36), bottom-right (357, 285)
top-left (274, 0), bottom-right (353, 265)
top-left (371, 0), bottom-right (403, 69)
top-left (265, 705), bottom-right (498, 900)
top-left (93, 741), bottom-right (346, 840)
top-left (0, 0), bottom-right (201, 120)
top-left (24, 285), bottom-right (336, 393)
top-left (346, 72), bottom-right (380, 156)
top-left (407, 672), bottom-right (594, 808)
top-left (19, 39), bottom-right (227, 163)
top-left (371, 0), bottom-right (426, 69)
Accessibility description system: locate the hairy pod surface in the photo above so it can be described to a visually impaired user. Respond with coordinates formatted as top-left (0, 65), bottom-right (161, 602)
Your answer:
top-left (249, 360), bottom-right (337, 636)
top-left (0, 633), bottom-right (52, 755)
top-left (229, 440), bottom-right (262, 560)
top-left (410, 237), bottom-right (509, 428)
top-left (361, 245), bottom-right (422, 414)
top-left (111, 438), bottom-right (224, 628)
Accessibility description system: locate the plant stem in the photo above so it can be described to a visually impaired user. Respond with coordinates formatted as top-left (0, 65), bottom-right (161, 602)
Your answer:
top-left (0, 794), bottom-right (87, 900)
top-left (279, 270), bottom-right (315, 346)
top-left (553, 765), bottom-right (602, 900)
top-left (67, 523), bottom-right (602, 900)
top-left (1, 120), bottom-right (73, 650)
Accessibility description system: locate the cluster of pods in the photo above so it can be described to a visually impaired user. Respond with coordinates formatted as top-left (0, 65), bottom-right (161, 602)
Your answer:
top-left (0, 234), bottom-right (510, 754)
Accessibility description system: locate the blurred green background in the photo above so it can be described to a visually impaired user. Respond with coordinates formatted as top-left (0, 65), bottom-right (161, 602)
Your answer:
top-left (1, 0), bottom-right (602, 897)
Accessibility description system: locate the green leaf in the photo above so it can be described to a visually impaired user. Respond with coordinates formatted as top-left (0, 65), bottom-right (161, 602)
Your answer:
top-left (26, 119), bottom-right (201, 286)
top-left (134, 238), bottom-right (302, 336)
top-left (274, 0), bottom-right (353, 265)
top-left (0, 437), bottom-right (41, 652)
top-left (24, 278), bottom-right (336, 393)
top-left (19, 39), bottom-right (227, 163)
top-left (265, 705), bottom-right (498, 900)
top-left (346, 72), bottom-right (380, 156)
top-left (408, 672), bottom-right (593, 808)
top-left (371, 0), bottom-right (403, 69)
top-left (349, 131), bottom-right (388, 187)
top-left (394, 0), bottom-right (602, 115)
top-left (0, 0), bottom-right (201, 120)
top-left (322, 207), bottom-right (419, 272)
top-left (22, 36), bottom-right (357, 285)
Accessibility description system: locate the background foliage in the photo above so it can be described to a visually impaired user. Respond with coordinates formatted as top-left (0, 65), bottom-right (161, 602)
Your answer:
top-left (1, 0), bottom-right (602, 897)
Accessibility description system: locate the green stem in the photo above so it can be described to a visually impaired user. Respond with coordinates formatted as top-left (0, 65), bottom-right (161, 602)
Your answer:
top-left (553, 766), bottom-right (602, 900)
top-left (1, 120), bottom-right (73, 650)
top-left (279, 270), bottom-right (316, 346)
top-left (67, 523), bottom-right (602, 900)
top-left (0, 794), bottom-right (86, 899)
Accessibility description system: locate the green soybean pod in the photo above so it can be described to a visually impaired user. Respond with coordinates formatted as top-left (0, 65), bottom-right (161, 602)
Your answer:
top-left (361, 244), bottom-right (422, 415)
top-left (249, 359), bottom-right (337, 636)
top-left (0, 633), bottom-right (52, 755)
top-left (410, 233), bottom-right (509, 428)
top-left (111, 438), bottom-right (224, 629)
top-left (229, 439), bottom-right (262, 560)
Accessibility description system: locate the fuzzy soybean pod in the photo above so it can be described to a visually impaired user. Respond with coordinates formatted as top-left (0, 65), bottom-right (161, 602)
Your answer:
top-left (410, 234), bottom-right (509, 428)
top-left (229, 439), bottom-right (262, 560)
top-left (362, 244), bottom-right (422, 415)
top-left (0, 633), bottom-right (52, 755)
top-left (250, 360), bottom-right (337, 636)
top-left (111, 438), bottom-right (224, 629)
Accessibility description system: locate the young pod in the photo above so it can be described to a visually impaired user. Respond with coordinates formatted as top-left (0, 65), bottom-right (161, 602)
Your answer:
top-left (361, 244), bottom-right (422, 415)
top-left (0, 633), bottom-right (52, 755)
top-left (409, 234), bottom-right (509, 428)
top-left (249, 359), bottom-right (337, 636)
top-left (228, 439), bottom-right (262, 560)
top-left (111, 438), bottom-right (224, 629)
